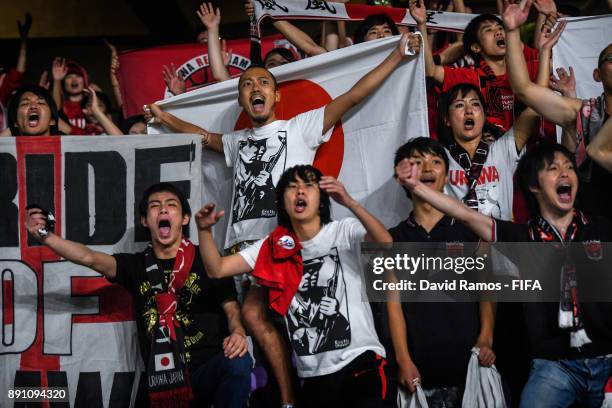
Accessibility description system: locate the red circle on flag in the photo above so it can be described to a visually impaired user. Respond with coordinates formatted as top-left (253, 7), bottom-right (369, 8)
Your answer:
top-left (233, 79), bottom-right (345, 178)
top-left (161, 356), bottom-right (170, 366)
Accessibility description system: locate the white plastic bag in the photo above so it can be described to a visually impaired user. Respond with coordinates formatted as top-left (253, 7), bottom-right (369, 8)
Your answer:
top-left (398, 385), bottom-right (429, 408)
top-left (462, 347), bottom-right (506, 408)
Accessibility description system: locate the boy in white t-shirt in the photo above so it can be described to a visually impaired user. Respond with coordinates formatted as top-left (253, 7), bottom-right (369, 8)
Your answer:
top-left (195, 165), bottom-right (392, 407)
top-left (147, 32), bottom-right (421, 406)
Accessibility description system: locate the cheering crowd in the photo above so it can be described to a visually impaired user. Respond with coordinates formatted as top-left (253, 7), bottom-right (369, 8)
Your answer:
top-left (6, 0), bottom-right (612, 407)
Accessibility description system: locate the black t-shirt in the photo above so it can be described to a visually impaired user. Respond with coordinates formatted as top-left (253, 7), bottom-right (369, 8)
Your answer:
top-left (389, 214), bottom-right (481, 389)
top-left (493, 216), bottom-right (612, 360)
top-left (111, 246), bottom-right (237, 369)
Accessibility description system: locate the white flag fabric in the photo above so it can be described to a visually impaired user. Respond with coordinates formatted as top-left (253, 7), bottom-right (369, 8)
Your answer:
top-left (553, 15), bottom-right (612, 100)
top-left (151, 36), bottom-right (429, 245)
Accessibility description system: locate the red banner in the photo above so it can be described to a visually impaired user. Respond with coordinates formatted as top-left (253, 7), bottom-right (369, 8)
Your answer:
top-left (117, 35), bottom-right (300, 118)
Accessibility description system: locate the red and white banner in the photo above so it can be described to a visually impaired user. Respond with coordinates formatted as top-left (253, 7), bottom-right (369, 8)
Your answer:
top-left (150, 36), bottom-right (428, 246)
top-left (0, 134), bottom-right (202, 407)
top-left (117, 35), bottom-right (300, 118)
top-left (252, 0), bottom-right (476, 33)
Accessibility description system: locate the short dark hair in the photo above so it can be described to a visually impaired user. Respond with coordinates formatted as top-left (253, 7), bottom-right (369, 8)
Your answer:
top-left (264, 48), bottom-right (296, 65)
top-left (516, 143), bottom-right (577, 215)
top-left (276, 165), bottom-right (331, 230)
top-left (120, 115), bottom-right (147, 134)
top-left (394, 137), bottom-right (449, 200)
top-left (462, 14), bottom-right (504, 59)
top-left (7, 85), bottom-right (60, 136)
top-left (138, 182), bottom-right (191, 220)
top-left (437, 83), bottom-right (487, 147)
top-left (239, 65), bottom-right (278, 90)
top-left (354, 13), bottom-right (400, 44)
top-left (598, 43), bottom-right (612, 68)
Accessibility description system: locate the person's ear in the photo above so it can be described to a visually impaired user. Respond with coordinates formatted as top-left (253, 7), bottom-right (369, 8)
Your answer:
top-left (140, 215), bottom-right (148, 228)
top-left (182, 214), bottom-right (190, 226)
top-left (470, 43), bottom-right (482, 55)
top-left (275, 89), bottom-right (281, 103)
top-left (593, 68), bottom-right (602, 83)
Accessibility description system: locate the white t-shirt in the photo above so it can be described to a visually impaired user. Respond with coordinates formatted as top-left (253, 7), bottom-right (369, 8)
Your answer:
top-left (222, 107), bottom-right (332, 249)
top-left (444, 129), bottom-right (522, 221)
top-left (239, 218), bottom-right (386, 378)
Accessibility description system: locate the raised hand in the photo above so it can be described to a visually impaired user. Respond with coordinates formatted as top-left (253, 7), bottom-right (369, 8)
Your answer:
top-left (537, 18), bottom-right (566, 50)
top-left (197, 2), bottom-right (221, 30)
top-left (143, 103), bottom-right (164, 125)
top-left (408, 0), bottom-right (427, 26)
top-left (550, 66), bottom-right (576, 97)
top-left (162, 63), bottom-right (186, 96)
top-left (502, 0), bottom-right (533, 31)
top-left (534, 0), bottom-right (557, 15)
top-left (195, 203), bottom-right (225, 230)
top-left (38, 71), bottom-right (50, 89)
top-left (395, 158), bottom-right (422, 192)
top-left (319, 176), bottom-right (354, 207)
top-left (17, 12), bottom-right (32, 39)
top-left (52, 57), bottom-right (67, 81)
top-left (26, 206), bottom-right (50, 242)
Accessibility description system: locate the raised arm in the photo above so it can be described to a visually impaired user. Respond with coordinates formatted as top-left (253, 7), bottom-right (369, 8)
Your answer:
top-left (513, 107), bottom-right (540, 152)
top-left (51, 57), bottom-right (67, 110)
top-left (162, 64), bottom-right (186, 97)
top-left (84, 87), bottom-right (122, 136)
top-left (410, 0), bottom-right (445, 84)
top-left (198, 2), bottom-right (231, 82)
top-left (586, 114), bottom-right (612, 173)
top-left (105, 40), bottom-right (124, 109)
top-left (323, 32), bottom-right (421, 134)
top-left (16, 13), bottom-right (31, 74)
top-left (318, 176), bottom-right (392, 243)
top-left (273, 20), bottom-right (327, 57)
top-left (503, 0), bottom-right (582, 129)
top-left (143, 103), bottom-right (224, 152)
top-left (26, 207), bottom-right (117, 278)
top-left (195, 203), bottom-right (253, 278)
top-left (397, 159), bottom-right (494, 241)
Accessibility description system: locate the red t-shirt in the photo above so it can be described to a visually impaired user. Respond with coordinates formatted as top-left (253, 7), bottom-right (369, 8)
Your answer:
top-left (442, 59), bottom-right (539, 132)
top-left (62, 100), bottom-right (86, 129)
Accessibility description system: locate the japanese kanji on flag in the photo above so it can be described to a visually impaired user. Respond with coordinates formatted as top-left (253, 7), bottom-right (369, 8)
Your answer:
top-left (150, 35), bottom-right (429, 246)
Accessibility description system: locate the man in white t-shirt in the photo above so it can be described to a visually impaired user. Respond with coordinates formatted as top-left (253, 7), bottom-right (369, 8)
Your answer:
top-left (146, 32), bottom-right (421, 406)
top-left (195, 165), bottom-right (391, 407)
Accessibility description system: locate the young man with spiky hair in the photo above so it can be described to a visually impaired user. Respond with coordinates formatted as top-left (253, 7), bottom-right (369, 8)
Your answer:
top-left (387, 138), bottom-right (496, 407)
top-left (397, 143), bottom-right (612, 408)
top-left (26, 183), bottom-right (252, 408)
top-left (146, 32), bottom-right (422, 407)
top-left (196, 165), bottom-right (392, 407)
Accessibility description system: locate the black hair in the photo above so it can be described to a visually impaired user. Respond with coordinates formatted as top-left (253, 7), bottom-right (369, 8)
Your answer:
top-left (394, 137), bottom-right (449, 200)
top-left (264, 48), bottom-right (296, 66)
top-left (6, 84), bottom-right (60, 136)
top-left (81, 91), bottom-right (113, 114)
top-left (516, 143), bottom-right (577, 215)
top-left (138, 182), bottom-right (191, 220)
top-left (239, 64), bottom-right (278, 90)
top-left (598, 43), bottom-right (612, 68)
top-left (354, 13), bottom-right (400, 44)
top-left (462, 14), bottom-right (504, 60)
top-left (120, 115), bottom-right (147, 134)
top-left (275, 165), bottom-right (331, 230)
top-left (437, 83), bottom-right (487, 147)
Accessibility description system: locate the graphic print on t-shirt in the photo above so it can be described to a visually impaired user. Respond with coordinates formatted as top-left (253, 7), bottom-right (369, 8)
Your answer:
top-left (232, 130), bottom-right (287, 223)
top-left (287, 248), bottom-right (350, 356)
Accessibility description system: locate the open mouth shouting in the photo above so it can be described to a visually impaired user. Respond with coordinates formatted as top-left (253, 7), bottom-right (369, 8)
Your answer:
top-left (496, 38), bottom-right (506, 48)
top-left (420, 174), bottom-right (437, 186)
top-left (158, 219), bottom-right (172, 239)
top-left (295, 197), bottom-right (307, 213)
top-left (27, 111), bottom-right (40, 128)
top-left (251, 94), bottom-right (266, 114)
top-left (556, 184), bottom-right (573, 204)
top-left (464, 118), bottom-right (475, 131)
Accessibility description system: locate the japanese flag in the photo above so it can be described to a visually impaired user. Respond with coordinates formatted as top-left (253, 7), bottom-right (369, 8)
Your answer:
top-left (154, 352), bottom-right (175, 371)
